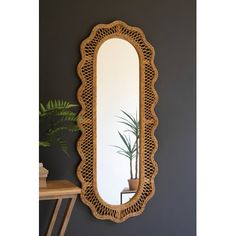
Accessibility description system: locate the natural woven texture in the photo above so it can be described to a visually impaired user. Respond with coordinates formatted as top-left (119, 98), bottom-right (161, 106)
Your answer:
top-left (77, 20), bottom-right (158, 223)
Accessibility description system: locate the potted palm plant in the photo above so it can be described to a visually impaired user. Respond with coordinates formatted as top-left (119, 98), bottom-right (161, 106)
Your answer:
top-left (113, 110), bottom-right (140, 190)
top-left (39, 99), bottom-right (80, 187)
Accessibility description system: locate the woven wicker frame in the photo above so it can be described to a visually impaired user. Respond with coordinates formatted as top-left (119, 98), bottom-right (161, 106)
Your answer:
top-left (76, 20), bottom-right (158, 223)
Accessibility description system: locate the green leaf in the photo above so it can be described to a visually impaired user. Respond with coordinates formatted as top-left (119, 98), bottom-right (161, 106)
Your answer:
top-left (39, 141), bottom-right (51, 147)
top-left (40, 103), bottom-right (46, 113)
top-left (57, 138), bottom-right (70, 157)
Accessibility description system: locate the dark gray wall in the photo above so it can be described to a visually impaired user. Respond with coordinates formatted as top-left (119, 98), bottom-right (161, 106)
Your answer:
top-left (39, 0), bottom-right (196, 235)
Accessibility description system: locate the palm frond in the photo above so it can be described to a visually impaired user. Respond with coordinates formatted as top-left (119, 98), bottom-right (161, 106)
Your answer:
top-left (39, 100), bottom-right (78, 117)
top-left (39, 141), bottom-right (51, 147)
top-left (57, 138), bottom-right (70, 157)
top-left (112, 132), bottom-right (136, 160)
top-left (39, 99), bottom-right (80, 157)
top-left (47, 125), bottom-right (79, 136)
top-left (117, 110), bottom-right (139, 137)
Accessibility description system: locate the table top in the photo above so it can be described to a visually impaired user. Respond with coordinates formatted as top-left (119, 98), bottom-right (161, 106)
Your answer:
top-left (121, 187), bottom-right (137, 194)
top-left (39, 180), bottom-right (81, 199)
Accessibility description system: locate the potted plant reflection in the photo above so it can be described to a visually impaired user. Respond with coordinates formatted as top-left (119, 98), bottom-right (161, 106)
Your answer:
top-left (113, 110), bottom-right (139, 191)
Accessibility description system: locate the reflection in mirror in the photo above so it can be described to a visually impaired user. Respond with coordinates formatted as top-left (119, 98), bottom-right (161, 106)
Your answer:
top-left (97, 38), bottom-right (140, 205)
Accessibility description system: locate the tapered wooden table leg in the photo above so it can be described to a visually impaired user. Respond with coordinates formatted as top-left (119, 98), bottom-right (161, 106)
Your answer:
top-left (40, 180), bottom-right (81, 236)
top-left (46, 198), bottom-right (62, 236)
top-left (59, 196), bottom-right (77, 236)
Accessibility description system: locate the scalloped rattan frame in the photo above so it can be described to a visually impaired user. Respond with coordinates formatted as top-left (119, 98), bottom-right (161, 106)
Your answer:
top-left (76, 20), bottom-right (158, 223)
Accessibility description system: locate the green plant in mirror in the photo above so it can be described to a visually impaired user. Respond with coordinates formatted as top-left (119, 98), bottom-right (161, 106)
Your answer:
top-left (113, 110), bottom-right (140, 179)
top-left (39, 100), bottom-right (80, 156)
top-left (113, 131), bottom-right (137, 179)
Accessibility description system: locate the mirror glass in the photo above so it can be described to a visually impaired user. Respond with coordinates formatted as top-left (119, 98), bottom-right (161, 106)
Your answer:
top-left (97, 38), bottom-right (140, 205)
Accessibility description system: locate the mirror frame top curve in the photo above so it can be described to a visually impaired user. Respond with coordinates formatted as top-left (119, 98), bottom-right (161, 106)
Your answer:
top-left (77, 20), bottom-right (158, 223)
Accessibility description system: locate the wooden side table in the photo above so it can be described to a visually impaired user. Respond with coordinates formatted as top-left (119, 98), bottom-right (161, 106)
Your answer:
top-left (120, 188), bottom-right (137, 204)
top-left (39, 180), bottom-right (81, 236)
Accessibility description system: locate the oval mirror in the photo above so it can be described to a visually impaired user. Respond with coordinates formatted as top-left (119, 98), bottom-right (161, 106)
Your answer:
top-left (77, 20), bottom-right (158, 223)
top-left (97, 38), bottom-right (140, 205)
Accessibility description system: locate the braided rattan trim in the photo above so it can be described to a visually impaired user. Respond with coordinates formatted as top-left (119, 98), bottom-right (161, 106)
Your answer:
top-left (77, 20), bottom-right (158, 223)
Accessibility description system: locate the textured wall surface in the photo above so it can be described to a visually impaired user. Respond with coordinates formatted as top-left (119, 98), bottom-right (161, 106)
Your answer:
top-left (39, 0), bottom-right (196, 235)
